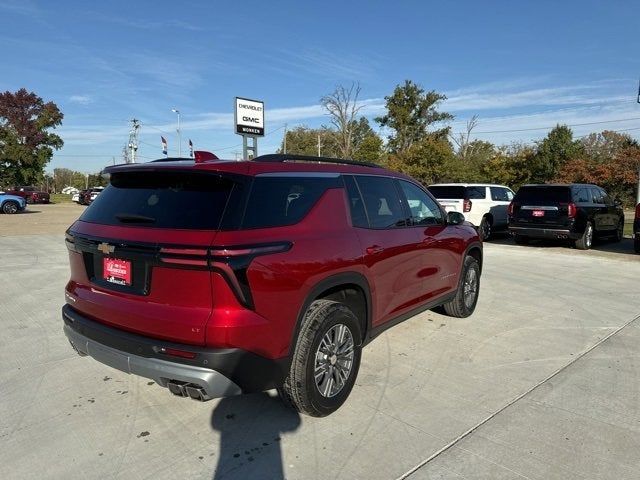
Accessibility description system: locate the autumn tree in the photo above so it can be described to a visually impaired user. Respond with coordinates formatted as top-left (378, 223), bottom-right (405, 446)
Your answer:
top-left (279, 126), bottom-right (340, 157)
top-left (0, 88), bottom-right (63, 186)
top-left (350, 117), bottom-right (384, 163)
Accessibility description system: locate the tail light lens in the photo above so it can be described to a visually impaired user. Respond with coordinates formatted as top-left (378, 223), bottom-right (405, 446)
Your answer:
top-left (463, 199), bottom-right (472, 213)
top-left (507, 202), bottom-right (514, 216)
top-left (567, 202), bottom-right (577, 218)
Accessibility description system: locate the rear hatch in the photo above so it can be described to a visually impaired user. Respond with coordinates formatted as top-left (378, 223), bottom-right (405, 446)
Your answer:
top-left (65, 168), bottom-right (244, 346)
top-left (427, 185), bottom-right (466, 212)
top-left (510, 185), bottom-right (572, 229)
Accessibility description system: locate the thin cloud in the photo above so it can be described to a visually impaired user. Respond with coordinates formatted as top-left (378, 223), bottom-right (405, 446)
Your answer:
top-left (69, 95), bottom-right (93, 105)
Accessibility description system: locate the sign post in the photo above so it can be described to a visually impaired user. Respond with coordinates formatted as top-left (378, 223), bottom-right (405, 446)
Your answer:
top-left (235, 97), bottom-right (264, 159)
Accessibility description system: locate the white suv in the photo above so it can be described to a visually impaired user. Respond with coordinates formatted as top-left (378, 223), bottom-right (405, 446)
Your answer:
top-left (427, 183), bottom-right (514, 240)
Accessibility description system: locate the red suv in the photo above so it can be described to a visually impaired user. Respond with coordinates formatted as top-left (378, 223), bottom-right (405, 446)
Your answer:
top-left (63, 154), bottom-right (482, 417)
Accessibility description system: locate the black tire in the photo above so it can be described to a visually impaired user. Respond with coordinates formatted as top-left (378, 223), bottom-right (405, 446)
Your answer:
top-left (613, 219), bottom-right (623, 242)
top-left (574, 221), bottom-right (593, 250)
top-left (442, 255), bottom-right (480, 318)
top-left (479, 216), bottom-right (492, 241)
top-left (2, 201), bottom-right (19, 214)
top-left (278, 299), bottom-right (362, 417)
top-left (513, 234), bottom-right (529, 245)
top-left (634, 236), bottom-right (640, 254)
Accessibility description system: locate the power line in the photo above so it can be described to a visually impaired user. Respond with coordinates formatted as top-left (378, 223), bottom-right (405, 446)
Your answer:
top-left (466, 116), bottom-right (640, 135)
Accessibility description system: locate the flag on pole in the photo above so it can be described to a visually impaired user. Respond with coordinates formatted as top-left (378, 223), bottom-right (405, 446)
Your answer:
top-left (161, 136), bottom-right (168, 155)
top-left (189, 139), bottom-right (194, 158)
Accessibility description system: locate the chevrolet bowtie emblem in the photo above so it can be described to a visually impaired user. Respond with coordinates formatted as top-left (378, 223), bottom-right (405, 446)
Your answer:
top-left (97, 242), bottom-right (115, 255)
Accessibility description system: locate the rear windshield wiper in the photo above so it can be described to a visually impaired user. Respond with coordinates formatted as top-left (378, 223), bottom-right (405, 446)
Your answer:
top-left (115, 213), bottom-right (156, 224)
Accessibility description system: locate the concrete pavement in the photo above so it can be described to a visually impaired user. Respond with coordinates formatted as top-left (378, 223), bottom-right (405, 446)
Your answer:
top-left (0, 234), bottom-right (638, 479)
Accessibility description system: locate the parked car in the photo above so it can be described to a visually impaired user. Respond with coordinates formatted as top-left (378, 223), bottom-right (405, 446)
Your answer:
top-left (78, 187), bottom-right (104, 205)
top-left (6, 186), bottom-right (50, 204)
top-left (63, 154), bottom-right (482, 417)
top-left (71, 191), bottom-right (81, 203)
top-left (634, 202), bottom-right (640, 254)
top-left (0, 191), bottom-right (27, 214)
top-left (427, 183), bottom-right (514, 240)
top-left (508, 183), bottom-right (624, 250)
top-left (62, 187), bottom-right (80, 195)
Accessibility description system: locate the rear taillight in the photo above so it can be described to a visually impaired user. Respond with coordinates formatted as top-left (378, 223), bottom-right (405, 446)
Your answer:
top-left (567, 202), bottom-right (577, 218)
top-left (507, 202), bottom-right (514, 216)
top-left (158, 347), bottom-right (196, 359)
top-left (463, 199), bottom-right (472, 213)
top-left (635, 203), bottom-right (640, 220)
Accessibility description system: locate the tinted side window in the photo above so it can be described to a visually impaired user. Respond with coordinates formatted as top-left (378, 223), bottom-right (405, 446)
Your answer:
top-left (572, 187), bottom-right (591, 203)
top-left (590, 188), bottom-right (604, 204)
top-left (243, 176), bottom-right (339, 229)
top-left (466, 187), bottom-right (486, 199)
top-left (343, 175), bottom-right (368, 228)
top-left (599, 188), bottom-right (613, 206)
top-left (490, 187), bottom-right (513, 202)
top-left (355, 175), bottom-right (405, 229)
top-left (398, 180), bottom-right (443, 226)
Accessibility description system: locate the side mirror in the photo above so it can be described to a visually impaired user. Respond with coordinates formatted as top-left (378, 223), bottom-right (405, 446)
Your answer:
top-left (447, 211), bottom-right (465, 225)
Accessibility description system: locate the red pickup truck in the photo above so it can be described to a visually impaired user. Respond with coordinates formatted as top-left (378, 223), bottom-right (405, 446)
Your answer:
top-left (6, 186), bottom-right (50, 204)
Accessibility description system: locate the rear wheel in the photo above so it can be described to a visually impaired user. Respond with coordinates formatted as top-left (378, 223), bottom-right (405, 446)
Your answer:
top-left (2, 201), bottom-right (19, 214)
top-left (634, 236), bottom-right (640, 254)
top-left (574, 221), bottom-right (593, 250)
top-left (479, 216), bottom-right (492, 241)
top-left (278, 299), bottom-right (362, 417)
top-left (614, 219), bottom-right (623, 242)
top-left (442, 255), bottom-right (480, 318)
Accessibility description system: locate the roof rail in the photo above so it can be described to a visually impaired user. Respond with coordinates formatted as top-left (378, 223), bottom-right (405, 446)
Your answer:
top-left (253, 153), bottom-right (381, 168)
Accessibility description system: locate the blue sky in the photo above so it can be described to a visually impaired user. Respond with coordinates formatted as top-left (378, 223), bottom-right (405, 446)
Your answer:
top-left (1, 0), bottom-right (639, 173)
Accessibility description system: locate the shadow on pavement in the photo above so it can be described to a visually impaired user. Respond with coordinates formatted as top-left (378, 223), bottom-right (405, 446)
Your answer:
top-left (489, 234), bottom-right (637, 256)
top-left (211, 392), bottom-right (301, 480)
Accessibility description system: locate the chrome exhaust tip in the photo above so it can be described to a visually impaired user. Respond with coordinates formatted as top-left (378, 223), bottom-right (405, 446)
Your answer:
top-left (185, 384), bottom-right (212, 402)
top-left (167, 381), bottom-right (189, 397)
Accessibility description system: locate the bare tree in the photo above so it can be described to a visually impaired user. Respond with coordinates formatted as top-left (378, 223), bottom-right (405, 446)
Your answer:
top-left (320, 83), bottom-right (363, 158)
top-left (451, 115), bottom-right (479, 160)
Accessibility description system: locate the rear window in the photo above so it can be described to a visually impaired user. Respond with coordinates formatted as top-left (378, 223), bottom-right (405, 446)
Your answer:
top-left (514, 186), bottom-right (570, 204)
top-left (427, 186), bottom-right (466, 199)
top-left (242, 175), bottom-right (340, 229)
top-left (80, 171), bottom-right (236, 229)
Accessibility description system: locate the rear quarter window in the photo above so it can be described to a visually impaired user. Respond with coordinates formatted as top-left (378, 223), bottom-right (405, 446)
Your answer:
top-left (242, 175), bottom-right (340, 229)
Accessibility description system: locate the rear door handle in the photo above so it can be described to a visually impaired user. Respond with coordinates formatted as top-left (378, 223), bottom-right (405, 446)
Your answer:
top-left (366, 245), bottom-right (384, 255)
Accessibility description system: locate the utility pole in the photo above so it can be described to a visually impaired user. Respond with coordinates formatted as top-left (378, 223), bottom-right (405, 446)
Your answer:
top-left (172, 108), bottom-right (182, 157)
top-left (317, 132), bottom-right (321, 156)
top-left (127, 119), bottom-right (140, 163)
top-left (283, 123), bottom-right (288, 154)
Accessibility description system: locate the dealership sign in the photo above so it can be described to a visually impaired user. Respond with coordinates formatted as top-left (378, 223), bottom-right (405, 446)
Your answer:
top-left (235, 97), bottom-right (264, 137)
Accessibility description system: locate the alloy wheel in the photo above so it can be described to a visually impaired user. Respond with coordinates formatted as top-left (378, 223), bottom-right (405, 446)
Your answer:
top-left (463, 268), bottom-right (478, 309)
top-left (314, 323), bottom-right (355, 398)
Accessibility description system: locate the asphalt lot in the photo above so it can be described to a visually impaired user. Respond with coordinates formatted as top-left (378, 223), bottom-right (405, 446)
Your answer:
top-left (1, 205), bottom-right (639, 479)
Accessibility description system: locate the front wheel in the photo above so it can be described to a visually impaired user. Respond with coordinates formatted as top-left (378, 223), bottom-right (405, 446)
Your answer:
top-left (2, 201), bottom-right (19, 214)
top-left (574, 221), bottom-right (593, 250)
top-left (279, 299), bottom-right (362, 417)
top-left (442, 255), bottom-right (480, 318)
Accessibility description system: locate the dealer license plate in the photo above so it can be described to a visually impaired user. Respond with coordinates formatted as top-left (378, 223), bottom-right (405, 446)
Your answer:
top-left (103, 258), bottom-right (132, 286)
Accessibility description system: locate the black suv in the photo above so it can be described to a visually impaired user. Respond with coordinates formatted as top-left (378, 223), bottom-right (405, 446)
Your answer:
top-left (508, 184), bottom-right (624, 250)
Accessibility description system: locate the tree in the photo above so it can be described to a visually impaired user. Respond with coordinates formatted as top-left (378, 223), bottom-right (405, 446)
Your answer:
top-left (387, 137), bottom-right (456, 185)
top-left (0, 88), bottom-right (63, 186)
top-left (580, 130), bottom-right (637, 162)
top-left (531, 125), bottom-right (581, 183)
top-left (451, 115), bottom-right (479, 160)
top-left (320, 83), bottom-right (364, 158)
top-left (278, 126), bottom-right (339, 157)
top-left (350, 117), bottom-right (384, 163)
top-left (375, 80), bottom-right (453, 155)
top-left (481, 143), bottom-right (537, 190)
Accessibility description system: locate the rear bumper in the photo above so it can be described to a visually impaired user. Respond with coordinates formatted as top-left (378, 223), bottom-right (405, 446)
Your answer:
top-left (508, 226), bottom-right (578, 240)
top-left (62, 304), bottom-right (287, 399)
